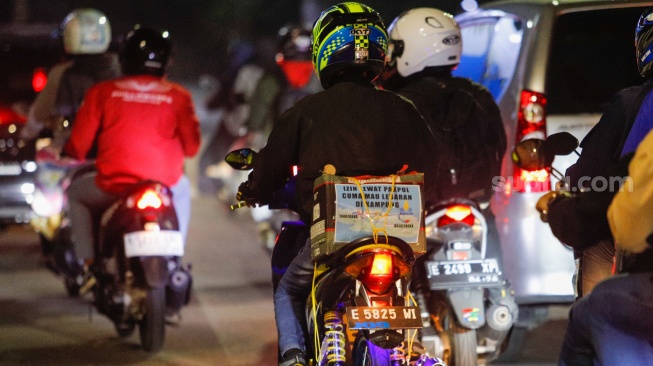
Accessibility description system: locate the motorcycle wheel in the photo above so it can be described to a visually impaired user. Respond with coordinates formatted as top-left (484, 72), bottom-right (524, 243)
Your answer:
top-left (139, 287), bottom-right (166, 352)
top-left (445, 314), bottom-right (478, 366)
top-left (353, 337), bottom-right (391, 366)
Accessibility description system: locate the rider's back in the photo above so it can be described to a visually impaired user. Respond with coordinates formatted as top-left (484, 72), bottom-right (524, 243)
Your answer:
top-left (64, 75), bottom-right (200, 194)
top-left (250, 79), bottom-right (437, 224)
top-left (395, 74), bottom-right (506, 204)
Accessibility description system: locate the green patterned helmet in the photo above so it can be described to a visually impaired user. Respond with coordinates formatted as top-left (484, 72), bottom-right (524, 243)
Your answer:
top-left (311, 2), bottom-right (388, 88)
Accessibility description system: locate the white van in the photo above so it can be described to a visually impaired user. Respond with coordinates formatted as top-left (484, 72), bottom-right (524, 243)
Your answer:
top-left (453, 0), bottom-right (653, 324)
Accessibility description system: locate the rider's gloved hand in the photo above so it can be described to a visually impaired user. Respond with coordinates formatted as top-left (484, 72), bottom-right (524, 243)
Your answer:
top-left (236, 181), bottom-right (257, 207)
top-left (536, 190), bottom-right (572, 222)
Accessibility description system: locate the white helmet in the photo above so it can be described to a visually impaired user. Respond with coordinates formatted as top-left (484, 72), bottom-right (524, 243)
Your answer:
top-left (61, 8), bottom-right (111, 55)
top-left (387, 8), bottom-right (461, 77)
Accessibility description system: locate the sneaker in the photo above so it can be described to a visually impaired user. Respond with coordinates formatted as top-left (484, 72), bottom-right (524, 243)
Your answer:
top-left (279, 348), bottom-right (307, 366)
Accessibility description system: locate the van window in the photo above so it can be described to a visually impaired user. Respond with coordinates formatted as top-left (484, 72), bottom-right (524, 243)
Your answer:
top-left (546, 7), bottom-right (648, 114)
top-left (454, 16), bottom-right (524, 100)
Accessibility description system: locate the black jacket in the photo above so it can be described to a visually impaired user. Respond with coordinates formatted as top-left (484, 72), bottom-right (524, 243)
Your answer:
top-left (390, 71), bottom-right (506, 204)
top-left (246, 80), bottom-right (438, 224)
top-left (548, 79), bottom-right (653, 249)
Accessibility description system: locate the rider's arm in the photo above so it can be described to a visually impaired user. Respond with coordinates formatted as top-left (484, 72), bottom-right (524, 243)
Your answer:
top-left (62, 85), bottom-right (103, 159)
top-left (608, 131), bottom-right (653, 254)
top-left (21, 62), bottom-right (73, 140)
top-left (246, 102), bottom-right (302, 202)
top-left (175, 87), bottom-right (201, 158)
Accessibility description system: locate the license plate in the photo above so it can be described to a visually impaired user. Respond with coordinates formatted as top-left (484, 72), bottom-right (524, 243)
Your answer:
top-left (124, 230), bottom-right (184, 257)
top-left (426, 259), bottom-right (502, 288)
top-left (0, 163), bottom-right (21, 176)
top-left (346, 306), bottom-right (422, 330)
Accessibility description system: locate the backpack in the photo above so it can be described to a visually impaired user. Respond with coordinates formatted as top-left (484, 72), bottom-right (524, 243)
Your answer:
top-left (399, 76), bottom-right (506, 204)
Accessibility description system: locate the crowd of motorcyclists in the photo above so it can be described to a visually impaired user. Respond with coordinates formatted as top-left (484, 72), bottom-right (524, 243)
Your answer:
top-left (10, 1), bottom-right (653, 364)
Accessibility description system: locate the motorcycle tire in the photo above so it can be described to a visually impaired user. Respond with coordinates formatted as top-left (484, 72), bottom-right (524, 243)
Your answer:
top-left (353, 337), bottom-right (391, 366)
top-left (447, 318), bottom-right (478, 366)
top-left (139, 287), bottom-right (166, 352)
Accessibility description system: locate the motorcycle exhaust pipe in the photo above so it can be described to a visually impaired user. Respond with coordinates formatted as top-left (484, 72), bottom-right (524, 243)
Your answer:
top-left (166, 267), bottom-right (192, 312)
top-left (486, 304), bottom-right (514, 332)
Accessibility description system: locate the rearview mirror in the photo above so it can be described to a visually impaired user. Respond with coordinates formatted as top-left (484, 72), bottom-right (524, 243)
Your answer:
top-left (541, 132), bottom-right (579, 156)
top-left (512, 132), bottom-right (579, 171)
top-left (225, 148), bottom-right (256, 170)
top-left (512, 138), bottom-right (553, 171)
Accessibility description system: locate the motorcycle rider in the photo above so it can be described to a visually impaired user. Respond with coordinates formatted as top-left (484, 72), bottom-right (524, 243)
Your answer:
top-left (245, 24), bottom-right (322, 250)
top-left (540, 5), bottom-right (653, 297)
top-left (381, 7), bottom-right (507, 262)
top-left (63, 26), bottom-right (200, 273)
top-left (556, 128), bottom-right (653, 365)
top-left (21, 8), bottom-right (121, 154)
top-left (235, 3), bottom-right (438, 365)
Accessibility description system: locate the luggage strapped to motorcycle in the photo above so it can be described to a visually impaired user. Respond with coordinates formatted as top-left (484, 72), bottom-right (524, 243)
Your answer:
top-left (310, 164), bottom-right (426, 262)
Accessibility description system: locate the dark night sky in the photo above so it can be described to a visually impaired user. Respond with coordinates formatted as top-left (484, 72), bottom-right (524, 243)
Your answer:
top-left (2, 0), bottom-right (486, 82)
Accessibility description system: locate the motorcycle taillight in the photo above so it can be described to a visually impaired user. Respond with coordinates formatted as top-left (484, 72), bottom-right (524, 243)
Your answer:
top-left (126, 187), bottom-right (171, 210)
top-left (137, 190), bottom-right (162, 209)
top-left (437, 205), bottom-right (474, 227)
top-left (344, 251), bottom-right (410, 295)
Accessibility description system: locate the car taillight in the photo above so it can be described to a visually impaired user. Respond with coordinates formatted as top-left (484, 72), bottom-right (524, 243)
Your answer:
top-left (514, 90), bottom-right (550, 192)
top-left (32, 68), bottom-right (47, 93)
top-left (344, 251), bottom-right (410, 295)
top-left (437, 205), bottom-right (474, 227)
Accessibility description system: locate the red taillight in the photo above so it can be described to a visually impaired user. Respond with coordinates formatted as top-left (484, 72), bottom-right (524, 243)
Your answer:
top-left (344, 251), bottom-right (410, 295)
top-left (370, 253), bottom-right (393, 275)
top-left (0, 107), bottom-right (26, 124)
top-left (137, 190), bottom-right (162, 209)
top-left (32, 68), bottom-right (48, 93)
top-left (365, 253), bottom-right (394, 294)
top-left (437, 205), bottom-right (475, 227)
top-left (515, 90), bottom-right (550, 192)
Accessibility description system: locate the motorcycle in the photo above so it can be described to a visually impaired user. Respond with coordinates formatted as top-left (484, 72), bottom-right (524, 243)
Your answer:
top-left (511, 132), bottom-right (592, 295)
top-left (226, 148), bottom-right (446, 366)
top-left (410, 198), bottom-right (518, 366)
top-left (29, 152), bottom-right (92, 296)
top-left (34, 160), bottom-right (192, 352)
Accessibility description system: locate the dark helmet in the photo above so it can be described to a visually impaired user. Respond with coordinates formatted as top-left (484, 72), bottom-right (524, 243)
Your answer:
top-left (311, 2), bottom-right (388, 89)
top-left (121, 25), bottom-right (171, 76)
top-left (276, 25), bottom-right (314, 88)
top-left (636, 7), bottom-right (653, 78)
top-left (276, 25), bottom-right (312, 63)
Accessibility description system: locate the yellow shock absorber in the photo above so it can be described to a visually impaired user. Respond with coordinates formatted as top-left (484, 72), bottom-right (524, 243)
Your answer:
top-left (390, 341), bottom-right (406, 363)
top-left (323, 310), bottom-right (346, 365)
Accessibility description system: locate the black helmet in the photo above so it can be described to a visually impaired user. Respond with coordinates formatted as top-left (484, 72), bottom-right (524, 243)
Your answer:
top-left (121, 25), bottom-right (171, 76)
top-left (311, 2), bottom-right (388, 89)
top-left (636, 7), bottom-right (653, 78)
top-left (276, 25), bottom-right (312, 63)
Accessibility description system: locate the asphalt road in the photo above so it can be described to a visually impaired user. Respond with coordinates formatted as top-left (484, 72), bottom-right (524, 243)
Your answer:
top-left (0, 194), bottom-right (569, 366)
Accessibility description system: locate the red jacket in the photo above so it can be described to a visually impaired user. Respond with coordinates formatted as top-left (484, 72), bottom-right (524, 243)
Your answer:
top-left (64, 75), bottom-right (201, 194)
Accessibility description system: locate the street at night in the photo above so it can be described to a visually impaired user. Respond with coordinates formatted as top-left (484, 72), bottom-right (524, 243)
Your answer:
top-left (0, 194), bottom-right (567, 365)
